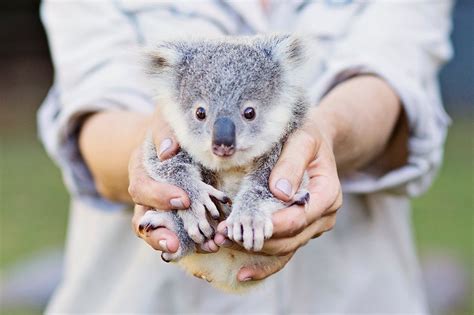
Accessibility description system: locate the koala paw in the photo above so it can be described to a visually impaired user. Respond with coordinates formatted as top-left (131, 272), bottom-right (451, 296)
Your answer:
top-left (180, 182), bottom-right (230, 244)
top-left (290, 189), bottom-right (310, 206)
top-left (138, 210), bottom-right (177, 234)
top-left (138, 210), bottom-right (188, 262)
top-left (225, 208), bottom-right (274, 252)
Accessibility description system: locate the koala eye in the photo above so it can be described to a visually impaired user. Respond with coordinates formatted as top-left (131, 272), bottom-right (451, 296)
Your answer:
top-left (243, 107), bottom-right (256, 120)
top-left (195, 107), bottom-right (206, 120)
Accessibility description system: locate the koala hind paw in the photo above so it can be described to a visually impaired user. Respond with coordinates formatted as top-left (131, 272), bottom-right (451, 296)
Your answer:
top-left (138, 210), bottom-right (188, 262)
top-left (138, 210), bottom-right (176, 234)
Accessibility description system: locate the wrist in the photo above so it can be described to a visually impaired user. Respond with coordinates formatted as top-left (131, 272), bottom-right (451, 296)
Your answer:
top-left (308, 106), bottom-right (340, 153)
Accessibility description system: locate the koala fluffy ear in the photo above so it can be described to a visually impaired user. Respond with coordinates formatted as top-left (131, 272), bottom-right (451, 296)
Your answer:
top-left (263, 34), bottom-right (306, 68)
top-left (144, 42), bottom-right (181, 75)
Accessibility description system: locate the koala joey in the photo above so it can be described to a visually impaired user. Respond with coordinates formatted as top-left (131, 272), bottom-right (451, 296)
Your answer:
top-left (139, 35), bottom-right (311, 292)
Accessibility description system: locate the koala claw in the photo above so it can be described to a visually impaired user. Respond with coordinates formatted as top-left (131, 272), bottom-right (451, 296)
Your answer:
top-left (180, 206), bottom-right (214, 244)
top-left (161, 250), bottom-right (186, 263)
top-left (226, 212), bottom-right (273, 252)
top-left (291, 190), bottom-right (310, 206)
top-left (138, 210), bottom-right (176, 235)
top-left (201, 182), bottom-right (230, 203)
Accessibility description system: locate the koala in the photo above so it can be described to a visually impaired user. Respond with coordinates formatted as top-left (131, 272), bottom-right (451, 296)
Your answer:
top-left (138, 35), bottom-right (311, 292)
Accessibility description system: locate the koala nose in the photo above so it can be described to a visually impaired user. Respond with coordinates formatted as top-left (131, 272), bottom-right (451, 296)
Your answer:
top-left (212, 117), bottom-right (236, 157)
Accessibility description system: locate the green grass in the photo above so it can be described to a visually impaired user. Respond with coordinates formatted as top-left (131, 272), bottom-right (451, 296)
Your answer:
top-left (412, 119), bottom-right (473, 266)
top-left (0, 117), bottom-right (472, 314)
top-left (0, 135), bottom-right (69, 269)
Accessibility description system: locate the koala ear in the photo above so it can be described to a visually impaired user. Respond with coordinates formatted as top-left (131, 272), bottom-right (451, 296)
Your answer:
top-left (144, 42), bottom-right (181, 75)
top-left (264, 34), bottom-right (306, 68)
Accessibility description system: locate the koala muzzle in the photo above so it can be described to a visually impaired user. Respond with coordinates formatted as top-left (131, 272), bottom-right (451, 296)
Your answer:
top-left (212, 117), bottom-right (236, 157)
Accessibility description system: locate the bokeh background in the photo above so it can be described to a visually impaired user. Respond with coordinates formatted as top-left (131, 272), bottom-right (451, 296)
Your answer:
top-left (0, 1), bottom-right (472, 314)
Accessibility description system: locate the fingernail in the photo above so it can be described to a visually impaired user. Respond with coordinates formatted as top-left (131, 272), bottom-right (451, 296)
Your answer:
top-left (159, 239), bottom-right (168, 252)
top-left (208, 241), bottom-right (219, 252)
top-left (170, 198), bottom-right (184, 209)
top-left (214, 233), bottom-right (225, 245)
top-left (238, 270), bottom-right (253, 282)
top-left (159, 138), bottom-right (172, 157)
top-left (221, 239), bottom-right (233, 247)
top-left (201, 243), bottom-right (211, 252)
top-left (276, 178), bottom-right (292, 197)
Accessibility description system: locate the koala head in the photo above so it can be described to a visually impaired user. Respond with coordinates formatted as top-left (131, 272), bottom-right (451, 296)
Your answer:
top-left (147, 35), bottom-right (308, 170)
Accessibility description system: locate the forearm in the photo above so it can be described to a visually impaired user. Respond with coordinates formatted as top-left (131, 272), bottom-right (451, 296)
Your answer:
top-left (79, 110), bottom-right (151, 203)
top-left (312, 75), bottom-right (407, 174)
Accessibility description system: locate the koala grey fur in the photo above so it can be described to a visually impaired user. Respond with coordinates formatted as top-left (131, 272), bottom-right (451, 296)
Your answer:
top-left (139, 35), bottom-right (311, 292)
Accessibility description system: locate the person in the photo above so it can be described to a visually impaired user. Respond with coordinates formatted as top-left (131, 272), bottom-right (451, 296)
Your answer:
top-left (39, 1), bottom-right (453, 313)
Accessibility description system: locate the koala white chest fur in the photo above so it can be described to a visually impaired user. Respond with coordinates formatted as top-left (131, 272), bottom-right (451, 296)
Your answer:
top-left (139, 35), bottom-right (311, 293)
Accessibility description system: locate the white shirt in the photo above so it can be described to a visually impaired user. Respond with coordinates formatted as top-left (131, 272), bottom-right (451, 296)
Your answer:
top-left (39, 1), bottom-right (453, 314)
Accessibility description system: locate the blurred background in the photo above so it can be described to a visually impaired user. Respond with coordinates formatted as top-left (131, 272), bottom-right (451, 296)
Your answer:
top-left (0, 1), bottom-right (472, 314)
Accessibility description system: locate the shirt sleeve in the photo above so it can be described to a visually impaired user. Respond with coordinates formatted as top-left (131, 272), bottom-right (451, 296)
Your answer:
top-left (313, 1), bottom-right (454, 197)
top-left (39, 1), bottom-right (154, 209)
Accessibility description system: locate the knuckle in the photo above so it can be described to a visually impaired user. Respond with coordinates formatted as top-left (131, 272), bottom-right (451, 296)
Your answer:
top-left (151, 194), bottom-right (164, 208)
top-left (287, 216), bottom-right (306, 236)
top-left (274, 242), bottom-right (295, 256)
top-left (333, 193), bottom-right (343, 211)
top-left (276, 159), bottom-right (300, 179)
top-left (324, 215), bottom-right (337, 232)
top-left (299, 130), bottom-right (317, 149)
top-left (128, 183), bottom-right (139, 199)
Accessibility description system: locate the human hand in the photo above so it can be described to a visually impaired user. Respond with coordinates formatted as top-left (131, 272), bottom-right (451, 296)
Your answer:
top-left (129, 108), bottom-right (190, 253)
top-left (214, 106), bottom-right (342, 281)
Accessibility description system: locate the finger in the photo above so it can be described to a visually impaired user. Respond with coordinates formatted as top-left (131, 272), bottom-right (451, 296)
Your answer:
top-left (214, 228), bottom-right (255, 253)
top-left (129, 161), bottom-right (190, 210)
top-left (271, 205), bottom-right (308, 238)
top-left (132, 205), bottom-right (180, 253)
top-left (155, 136), bottom-right (180, 161)
top-left (237, 253), bottom-right (293, 282)
top-left (304, 168), bottom-right (342, 223)
top-left (151, 107), bottom-right (180, 160)
top-left (143, 228), bottom-right (180, 253)
top-left (269, 129), bottom-right (320, 202)
top-left (262, 213), bottom-right (337, 256)
top-left (198, 240), bottom-right (220, 253)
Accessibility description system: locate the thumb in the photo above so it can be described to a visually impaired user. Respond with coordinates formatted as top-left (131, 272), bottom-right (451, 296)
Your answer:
top-left (269, 130), bottom-right (319, 202)
top-left (237, 253), bottom-right (293, 281)
top-left (151, 107), bottom-right (180, 160)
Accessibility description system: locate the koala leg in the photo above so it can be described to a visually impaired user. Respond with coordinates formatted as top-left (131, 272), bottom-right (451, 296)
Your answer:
top-left (142, 135), bottom-right (229, 244)
top-left (138, 210), bottom-right (195, 262)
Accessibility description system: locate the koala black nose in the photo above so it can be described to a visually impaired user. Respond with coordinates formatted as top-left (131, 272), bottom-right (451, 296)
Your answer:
top-left (212, 117), bottom-right (236, 157)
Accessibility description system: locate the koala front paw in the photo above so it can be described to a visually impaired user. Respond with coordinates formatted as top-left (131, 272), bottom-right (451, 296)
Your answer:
top-left (138, 210), bottom-right (192, 262)
top-left (181, 182), bottom-right (230, 244)
top-left (225, 205), bottom-right (275, 252)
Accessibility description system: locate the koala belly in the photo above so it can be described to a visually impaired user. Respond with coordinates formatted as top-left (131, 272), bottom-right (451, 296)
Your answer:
top-left (176, 168), bottom-right (282, 293)
top-left (177, 248), bottom-right (283, 293)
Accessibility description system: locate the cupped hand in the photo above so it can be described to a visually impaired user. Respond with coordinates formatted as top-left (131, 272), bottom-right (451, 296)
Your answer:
top-left (130, 108), bottom-right (223, 255)
top-left (215, 107), bottom-right (343, 281)
top-left (129, 108), bottom-right (188, 253)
